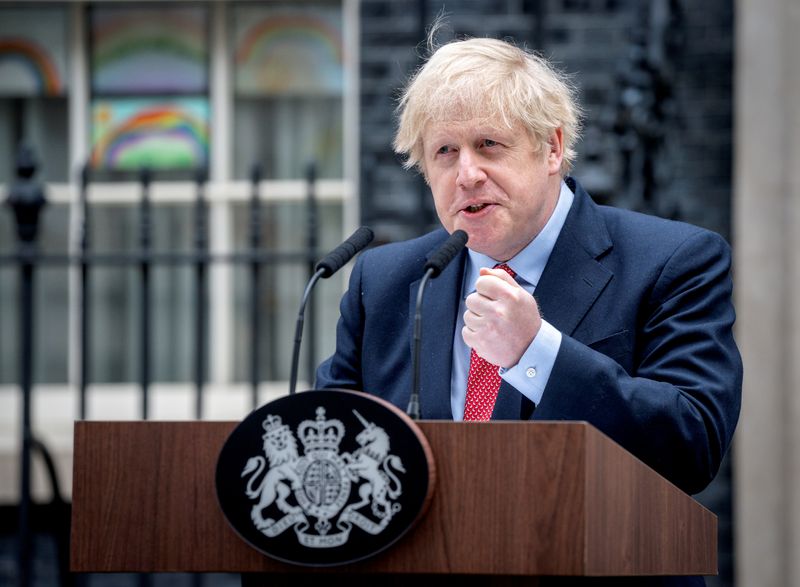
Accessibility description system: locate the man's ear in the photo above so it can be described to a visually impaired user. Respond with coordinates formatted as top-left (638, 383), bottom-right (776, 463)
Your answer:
top-left (546, 128), bottom-right (564, 175)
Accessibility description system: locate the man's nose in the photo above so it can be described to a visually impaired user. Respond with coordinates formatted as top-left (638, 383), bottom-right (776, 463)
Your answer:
top-left (456, 150), bottom-right (487, 189)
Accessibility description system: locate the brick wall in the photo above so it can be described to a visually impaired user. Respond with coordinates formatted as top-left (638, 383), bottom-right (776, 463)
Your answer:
top-left (359, 0), bottom-right (734, 241)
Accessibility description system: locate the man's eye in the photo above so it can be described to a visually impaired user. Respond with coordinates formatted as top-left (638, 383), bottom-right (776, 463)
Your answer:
top-left (482, 139), bottom-right (499, 148)
top-left (437, 145), bottom-right (453, 155)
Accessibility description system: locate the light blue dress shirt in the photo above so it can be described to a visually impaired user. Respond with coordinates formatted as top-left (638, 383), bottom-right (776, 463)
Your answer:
top-left (450, 181), bottom-right (574, 420)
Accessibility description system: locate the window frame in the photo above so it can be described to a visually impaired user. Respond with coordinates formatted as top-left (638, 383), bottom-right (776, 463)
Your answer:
top-left (0, 0), bottom-right (359, 392)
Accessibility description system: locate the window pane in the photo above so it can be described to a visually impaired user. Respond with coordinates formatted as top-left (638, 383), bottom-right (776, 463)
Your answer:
top-left (89, 4), bottom-right (210, 180)
top-left (1, 204), bottom-right (16, 384)
top-left (233, 95), bottom-right (342, 180)
top-left (233, 4), bottom-right (343, 96)
top-left (0, 204), bottom-right (70, 384)
top-left (35, 265), bottom-right (70, 383)
top-left (0, 265), bottom-right (17, 384)
top-left (150, 204), bottom-right (195, 383)
top-left (90, 97), bottom-right (210, 172)
top-left (88, 203), bottom-right (195, 383)
top-left (90, 5), bottom-right (208, 95)
top-left (36, 201), bottom-right (69, 388)
top-left (0, 6), bottom-right (68, 97)
top-left (232, 3), bottom-right (343, 180)
top-left (231, 201), bottom-right (344, 382)
top-left (0, 97), bottom-right (69, 183)
top-left (0, 99), bottom-right (12, 183)
top-left (89, 265), bottom-right (137, 383)
top-left (89, 203), bottom-right (137, 253)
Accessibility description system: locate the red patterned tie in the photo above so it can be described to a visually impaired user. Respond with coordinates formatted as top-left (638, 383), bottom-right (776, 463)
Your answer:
top-left (463, 263), bottom-right (516, 421)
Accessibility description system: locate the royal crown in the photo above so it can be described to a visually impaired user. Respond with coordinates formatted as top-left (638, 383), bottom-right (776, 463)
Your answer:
top-left (298, 407), bottom-right (345, 452)
top-left (262, 414), bottom-right (289, 439)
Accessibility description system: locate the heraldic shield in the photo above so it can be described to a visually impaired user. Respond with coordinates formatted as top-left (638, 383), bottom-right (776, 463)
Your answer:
top-left (215, 389), bottom-right (435, 566)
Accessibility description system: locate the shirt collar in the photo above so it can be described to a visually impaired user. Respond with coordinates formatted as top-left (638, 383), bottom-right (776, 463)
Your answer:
top-left (463, 180), bottom-right (574, 295)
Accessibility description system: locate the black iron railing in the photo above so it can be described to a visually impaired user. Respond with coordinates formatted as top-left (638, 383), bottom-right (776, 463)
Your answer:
top-left (1, 146), bottom-right (324, 586)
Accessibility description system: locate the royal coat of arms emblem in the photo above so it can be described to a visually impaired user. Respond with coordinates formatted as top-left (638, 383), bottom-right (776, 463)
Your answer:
top-left (242, 407), bottom-right (406, 547)
top-left (216, 389), bottom-right (434, 566)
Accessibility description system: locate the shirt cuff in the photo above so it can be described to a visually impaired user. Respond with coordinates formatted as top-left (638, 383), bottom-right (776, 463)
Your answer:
top-left (499, 319), bottom-right (562, 406)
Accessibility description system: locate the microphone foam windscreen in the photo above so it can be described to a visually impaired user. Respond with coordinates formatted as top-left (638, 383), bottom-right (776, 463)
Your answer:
top-left (316, 226), bottom-right (375, 278)
top-left (424, 230), bottom-right (468, 277)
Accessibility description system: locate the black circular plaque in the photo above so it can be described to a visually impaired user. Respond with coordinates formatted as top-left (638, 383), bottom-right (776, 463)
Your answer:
top-left (215, 389), bottom-right (435, 566)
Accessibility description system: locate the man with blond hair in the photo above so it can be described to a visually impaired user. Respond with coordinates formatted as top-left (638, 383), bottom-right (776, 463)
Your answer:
top-left (317, 37), bottom-right (741, 565)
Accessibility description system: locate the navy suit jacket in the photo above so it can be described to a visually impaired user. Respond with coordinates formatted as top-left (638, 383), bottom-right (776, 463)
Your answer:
top-left (317, 179), bottom-right (741, 580)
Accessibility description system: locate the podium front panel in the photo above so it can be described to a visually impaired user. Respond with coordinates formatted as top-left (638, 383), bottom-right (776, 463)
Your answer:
top-left (71, 420), bottom-right (716, 576)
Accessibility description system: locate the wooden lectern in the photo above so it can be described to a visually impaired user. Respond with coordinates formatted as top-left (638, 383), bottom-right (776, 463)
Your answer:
top-left (71, 421), bottom-right (716, 581)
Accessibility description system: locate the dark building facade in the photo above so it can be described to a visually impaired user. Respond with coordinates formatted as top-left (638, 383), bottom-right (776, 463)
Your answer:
top-left (359, 0), bottom-right (733, 241)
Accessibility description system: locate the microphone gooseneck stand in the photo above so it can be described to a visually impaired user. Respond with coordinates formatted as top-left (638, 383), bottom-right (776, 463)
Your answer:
top-left (407, 230), bottom-right (469, 419)
top-left (288, 226), bottom-right (375, 396)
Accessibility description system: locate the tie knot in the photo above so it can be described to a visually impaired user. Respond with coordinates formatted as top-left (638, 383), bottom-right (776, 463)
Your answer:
top-left (494, 263), bottom-right (516, 278)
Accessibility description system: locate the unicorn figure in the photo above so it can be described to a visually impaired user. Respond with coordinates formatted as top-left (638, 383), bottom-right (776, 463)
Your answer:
top-left (344, 410), bottom-right (405, 519)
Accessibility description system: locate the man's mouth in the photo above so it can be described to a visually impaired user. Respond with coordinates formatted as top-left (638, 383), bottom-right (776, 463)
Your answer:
top-left (464, 203), bottom-right (490, 213)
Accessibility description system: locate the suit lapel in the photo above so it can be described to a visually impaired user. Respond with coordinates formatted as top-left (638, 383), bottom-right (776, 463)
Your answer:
top-left (533, 181), bottom-right (613, 337)
top-left (490, 181), bottom-right (613, 420)
top-left (408, 247), bottom-right (467, 419)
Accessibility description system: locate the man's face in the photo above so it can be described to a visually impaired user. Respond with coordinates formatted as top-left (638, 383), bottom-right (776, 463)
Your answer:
top-left (422, 118), bottom-right (564, 262)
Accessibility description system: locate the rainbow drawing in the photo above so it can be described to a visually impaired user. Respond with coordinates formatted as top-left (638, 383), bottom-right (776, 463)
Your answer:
top-left (0, 37), bottom-right (63, 95)
top-left (91, 6), bottom-right (207, 93)
top-left (234, 8), bottom-right (343, 95)
top-left (91, 98), bottom-right (209, 170)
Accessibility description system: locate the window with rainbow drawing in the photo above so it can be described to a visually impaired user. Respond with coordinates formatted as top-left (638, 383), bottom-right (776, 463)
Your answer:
top-left (89, 4), bottom-right (210, 174)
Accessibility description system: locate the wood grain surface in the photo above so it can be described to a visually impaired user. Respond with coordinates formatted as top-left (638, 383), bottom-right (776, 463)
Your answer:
top-left (71, 420), bottom-right (716, 576)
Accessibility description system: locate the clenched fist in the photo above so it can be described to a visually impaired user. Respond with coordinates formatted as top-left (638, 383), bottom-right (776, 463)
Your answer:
top-left (462, 267), bottom-right (542, 367)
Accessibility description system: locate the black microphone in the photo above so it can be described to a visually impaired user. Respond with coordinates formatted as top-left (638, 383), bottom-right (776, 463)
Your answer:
top-left (316, 226), bottom-right (375, 277)
top-left (424, 230), bottom-right (469, 277)
top-left (408, 230), bottom-right (468, 419)
top-left (289, 226), bottom-right (375, 396)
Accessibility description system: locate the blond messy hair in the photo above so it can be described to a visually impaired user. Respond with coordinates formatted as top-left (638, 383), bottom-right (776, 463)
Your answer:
top-left (394, 37), bottom-right (583, 175)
